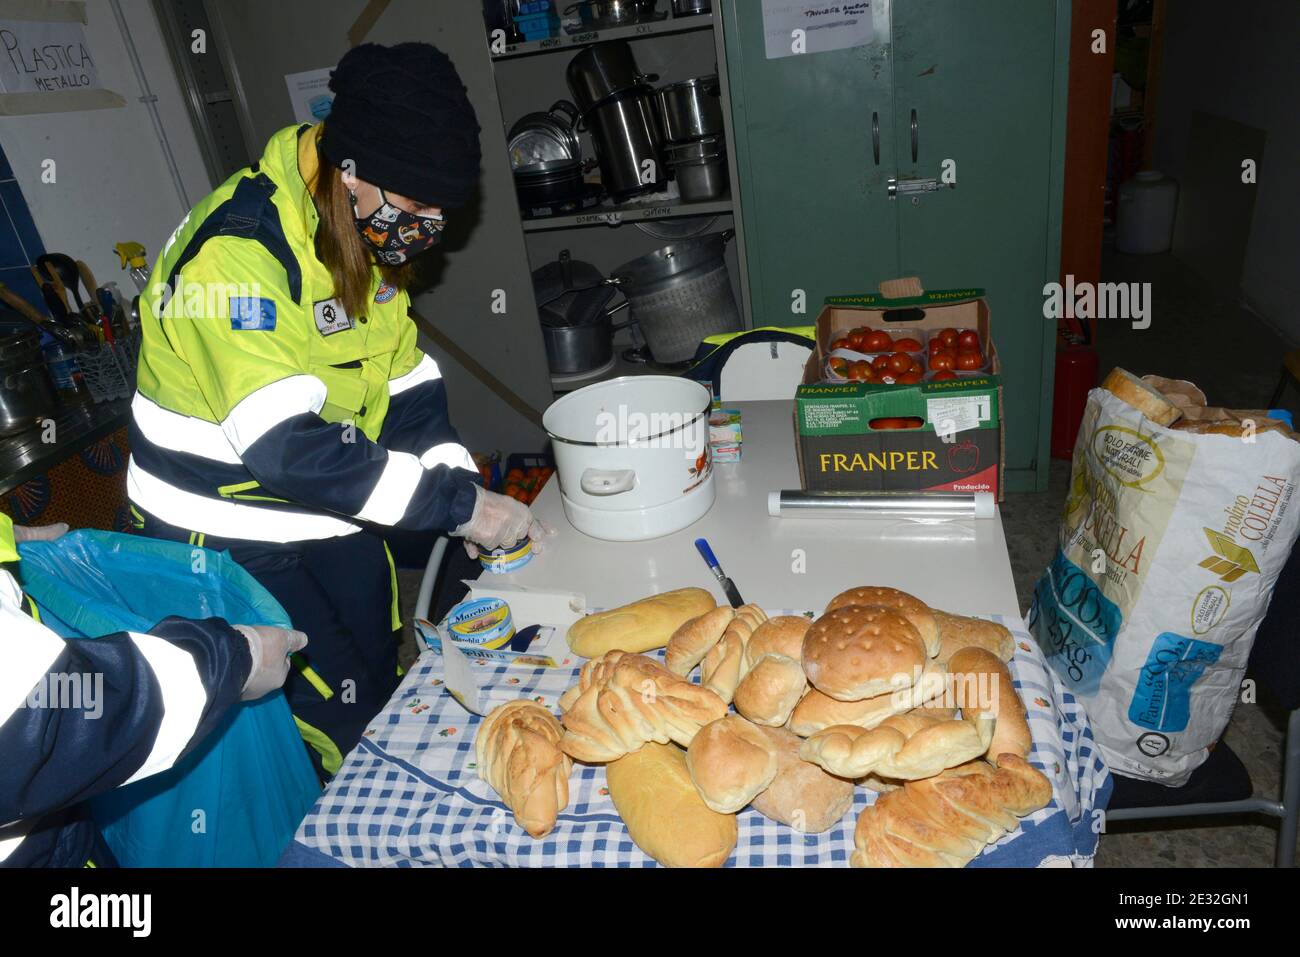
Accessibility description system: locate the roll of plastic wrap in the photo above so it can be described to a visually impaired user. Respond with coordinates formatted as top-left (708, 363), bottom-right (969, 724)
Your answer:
top-left (767, 490), bottom-right (995, 521)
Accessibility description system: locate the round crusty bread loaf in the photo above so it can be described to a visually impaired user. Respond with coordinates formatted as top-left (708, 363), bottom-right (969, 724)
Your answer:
top-left (733, 653), bottom-right (807, 727)
top-left (606, 742), bottom-right (737, 868)
top-left (750, 725), bottom-right (854, 833)
top-left (802, 604), bottom-right (927, 702)
top-left (824, 587), bottom-right (939, 657)
top-left (744, 615), bottom-right (811, 670)
top-left (685, 714), bottom-right (779, 814)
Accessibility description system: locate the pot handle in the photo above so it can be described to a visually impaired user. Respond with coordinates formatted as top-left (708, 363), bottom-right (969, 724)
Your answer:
top-left (580, 468), bottom-right (636, 496)
top-left (549, 99), bottom-right (580, 128)
top-left (721, 228), bottom-right (736, 244)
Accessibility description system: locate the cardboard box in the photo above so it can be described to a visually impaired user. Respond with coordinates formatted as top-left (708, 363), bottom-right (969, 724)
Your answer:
top-left (796, 285), bottom-right (1006, 498)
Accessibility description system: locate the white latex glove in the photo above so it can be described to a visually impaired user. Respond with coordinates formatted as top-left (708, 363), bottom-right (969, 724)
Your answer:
top-left (13, 523), bottom-right (70, 543)
top-left (234, 624), bottom-right (308, 701)
top-left (452, 484), bottom-right (553, 559)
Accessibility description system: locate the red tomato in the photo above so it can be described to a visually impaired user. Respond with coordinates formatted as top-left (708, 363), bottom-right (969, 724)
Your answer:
top-left (828, 357), bottom-right (848, 376)
top-left (847, 360), bottom-right (871, 380)
top-left (847, 332), bottom-right (868, 351)
top-left (831, 337), bottom-right (851, 351)
top-left (871, 416), bottom-right (924, 430)
top-left (957, 329), bottom-right (981, 350)
top-left (863, 330), bottom-right (894, 352)
top-left (893, 337), bottom-right (922, 352)
top-left (930, 350), bottom-right (956, 371)
top-left (871, 354), bottom-right (892, 374)
top-left (896, 369), bottom-right (923, 384)
top-left (937, 328), bottom-right (960, 349)
top-left (931, 370), bottom-right (957, 381)
top-left (956, 349), bottom-right (984, 370)
top-left (887, 352), bottom-right (912, 374)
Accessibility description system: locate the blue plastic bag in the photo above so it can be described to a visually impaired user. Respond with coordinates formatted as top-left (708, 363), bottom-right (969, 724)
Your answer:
top-left (16, 531), bottom-right (320, 868)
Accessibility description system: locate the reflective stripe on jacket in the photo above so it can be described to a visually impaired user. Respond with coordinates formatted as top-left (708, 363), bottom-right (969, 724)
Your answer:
top-left (131, 123), bottom-right (479, 543)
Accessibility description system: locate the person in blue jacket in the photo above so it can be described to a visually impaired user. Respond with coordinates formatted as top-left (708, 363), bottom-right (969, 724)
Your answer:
top-left (0, 517), bottom-right (306, 867)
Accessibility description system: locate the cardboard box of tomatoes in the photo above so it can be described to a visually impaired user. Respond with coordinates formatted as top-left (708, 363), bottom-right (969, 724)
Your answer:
top-left (794, 283), bottom-right (1005, 499)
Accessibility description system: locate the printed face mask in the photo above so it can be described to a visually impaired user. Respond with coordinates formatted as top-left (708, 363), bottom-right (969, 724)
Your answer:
top-left (351, 188), bottom-right (446, 265)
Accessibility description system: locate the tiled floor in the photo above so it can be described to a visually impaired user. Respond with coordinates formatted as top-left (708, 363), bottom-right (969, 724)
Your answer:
top-left (999, 250), bottom-right (1298, 867)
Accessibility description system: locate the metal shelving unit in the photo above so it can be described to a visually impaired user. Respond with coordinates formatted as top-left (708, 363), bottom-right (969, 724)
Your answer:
top-left (521, 195), bottom-right (732, 231)
top-left (491, 13), bottom-right (713, 61)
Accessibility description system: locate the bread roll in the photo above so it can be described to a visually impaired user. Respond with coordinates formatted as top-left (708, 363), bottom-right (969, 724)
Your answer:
top-left (700, 605), bottom-right (766, 704)
top-left (946, 646), bottom-right (1031, 764)
top-left (665, 605), bottom-right (735, 675)
top-left (850, 754), bottom-right (1052, 868)
top-left (802, 604), bottom-right (927, 701)
top-left (686, 714), bottom-right (779, 813)
top-left (566, 588), bottom-right (717, 658)
top-left (607, 743), bottom-right (737, 868)
top-left (744, 615), bottom-right (810, 669)
top-left (824, 587), bottom-right (939, 657)
top-left (733, 653), bottom-right (807, 726)
top-left (750, 725), bottom-right (854, 833)
top-left (799, 711), bottom-right (995, 781)
top-left (788, 660), bottom-right (948, 736)
top-left (560, 651), bottom-right (727, 762)
top-left (1101, 367), bottom-right (1182, 426)
top-left (932, 609), bottom-right (1016, 664)
top-left (475, 700), bottom-right (572, 838)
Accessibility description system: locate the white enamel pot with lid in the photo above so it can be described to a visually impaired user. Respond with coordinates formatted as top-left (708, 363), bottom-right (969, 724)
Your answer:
top-left (543, 375), bottom-right (715, 541)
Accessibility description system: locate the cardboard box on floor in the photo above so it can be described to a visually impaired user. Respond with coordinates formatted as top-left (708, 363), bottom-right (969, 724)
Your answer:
top-left (795, 279), bottom-right (1006, 499)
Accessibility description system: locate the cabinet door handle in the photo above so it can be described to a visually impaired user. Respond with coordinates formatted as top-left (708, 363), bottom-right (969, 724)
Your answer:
top-left (910, 109), bottom-right (918, 163)
top-left (872, 111), bottom-right (880, 165)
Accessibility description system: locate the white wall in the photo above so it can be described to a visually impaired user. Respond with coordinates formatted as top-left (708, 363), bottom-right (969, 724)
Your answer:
top-left (1154, 0), bottom-right (1300, 343)
top-left (0, 0), bottom-right (209, 291)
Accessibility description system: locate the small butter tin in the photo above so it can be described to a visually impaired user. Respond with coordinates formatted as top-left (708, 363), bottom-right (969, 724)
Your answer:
top-left (445, 597), bottom-right (515, 650)
top-left (478, 537), bottom-right (533, 574)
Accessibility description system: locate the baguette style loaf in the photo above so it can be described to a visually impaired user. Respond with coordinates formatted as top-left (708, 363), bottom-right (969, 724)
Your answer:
top-left (607, 742), bottom-right (737, 868)
top-left (566, 588), bottom-right (717, 658)
top-left (559, 651), bottom-right (727, 762)
top-left (475, 701), bottom-right (572, 838)
top-left (946, 646), bottom-right (1032, 764)
top-left (850, 754), bottom-right (1052, 867)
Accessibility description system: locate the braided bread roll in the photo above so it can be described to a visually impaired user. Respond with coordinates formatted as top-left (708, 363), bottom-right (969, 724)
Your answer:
top-left (559, 651), bottom-right (727, 762)
top-left (700, 604), bottom-right (767, 704)
top-left (850, 754), bottom-right (1052, 867)
top-left (475, 700), bottom-right (572, 838)
top-left (799, 710), bottom-right (995, 781)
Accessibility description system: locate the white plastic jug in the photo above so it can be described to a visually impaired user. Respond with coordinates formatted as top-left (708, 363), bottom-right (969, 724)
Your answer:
top-left (1117, 171), bottom-right (1178, 255)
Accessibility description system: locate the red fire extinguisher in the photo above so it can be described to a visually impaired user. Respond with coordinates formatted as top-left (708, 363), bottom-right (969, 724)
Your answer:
top-left (1051, 315), bottom-right (1099, 460)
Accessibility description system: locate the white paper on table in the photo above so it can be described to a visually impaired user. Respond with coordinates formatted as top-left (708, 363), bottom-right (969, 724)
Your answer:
top-left (438, 636), bottom-right (487, 716)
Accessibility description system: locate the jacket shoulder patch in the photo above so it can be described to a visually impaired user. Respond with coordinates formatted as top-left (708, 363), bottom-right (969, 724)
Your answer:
top-left (230, 297), bottom-right (277, 331)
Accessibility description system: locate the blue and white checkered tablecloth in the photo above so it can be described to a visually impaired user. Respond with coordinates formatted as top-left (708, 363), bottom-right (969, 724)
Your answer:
top-left (282, 613), bottom-right (1112, 868)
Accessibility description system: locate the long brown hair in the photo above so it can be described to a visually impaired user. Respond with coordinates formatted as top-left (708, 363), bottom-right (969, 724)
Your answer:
top-left (312, 146), bottom-right (411, 319)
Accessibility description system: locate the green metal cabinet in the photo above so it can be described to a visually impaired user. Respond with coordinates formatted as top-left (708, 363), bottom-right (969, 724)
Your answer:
top-left (720, 0), bottom-right (1070, 492)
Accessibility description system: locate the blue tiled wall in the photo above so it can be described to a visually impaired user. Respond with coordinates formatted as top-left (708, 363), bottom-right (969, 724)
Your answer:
top-left (0, 138), bottom-right (50, 317)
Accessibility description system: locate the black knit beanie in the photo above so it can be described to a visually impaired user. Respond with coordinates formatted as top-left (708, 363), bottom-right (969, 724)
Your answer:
top-left (320, 42), bottom-right (482, 209)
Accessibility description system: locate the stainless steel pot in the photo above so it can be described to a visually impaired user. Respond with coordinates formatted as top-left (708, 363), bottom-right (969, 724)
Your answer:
top-left (566, 41), bottom-right (656, 112)
top-left (0, 323), bottom-right (57, 437)
top-left (656, 75), bottom-right (723, 143)
top-left (610, 230), bottom-right (740, 363)
top-left (665, 134), bottom-right (728, 200)
top-left (672, 0), bottom-right (711, 15)
top-left (513, 158), bottom-right (586, 209)
top-left (507, 100), bottom-right (582, 172)
top-left (582, 87), bottom-right (666, 199)
top-left (568, 0), bottom-right (659, 26)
